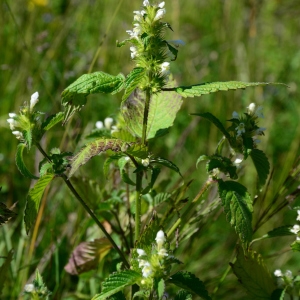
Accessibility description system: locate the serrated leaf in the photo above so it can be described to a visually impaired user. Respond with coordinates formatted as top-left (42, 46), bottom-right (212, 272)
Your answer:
top-left (174, 290), bottom-right (193, 300)
top-left (39, 162), bottom-right (54, 177)
top-left (69, 139), bottom-right (144, 178)
top-left (64, 238), bottom-right (111, 275)
top-left (0, 202), bottom-right (17, 226)
top-left (230, 246), bottom-right (276, 299)
top-left (122, 67), bottom-right (146, 101)
top-left (121, 87), bottom-right (182, 140)
top-left (125, 143), bottom-right (148, 159)
top-left (167, 81), bottom-right (284, 98)
top-left (196, 155), bottom-right (210, 168)
top-left (0, 249), bottom-right (14, 295)
top-left (15, 143), bottom-right (39, 179)
top-left (218, 180), bottom-right (253, 246)
top-left (108, 291), bottom-right (126, 300)
top-left (206, 156), bottom-right (237, 179)
top-left (24, 174), bottom-right (54, 234)
top-left (23, 129), bottom-right (32, 150)
top-left (92, 270), bottom-right (141, 300)
top-left (42, 112), bottom-right (64, 131)
top-left (151, 157), bottom-right (181, 176)
top-left (61, 72), bottom-right (125, 124)
top-left (192, 112), bottom-right (231, 139)
top-left (250, 149), bottom-right (270, 187)
top-left (264, 225), bottom-right (295, 238)
top-left (169, 271), bottom-right (211, 300)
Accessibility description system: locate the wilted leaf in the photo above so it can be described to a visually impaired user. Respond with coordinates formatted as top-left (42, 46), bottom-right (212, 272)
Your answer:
top-left (64, 238), bottom-right (112, 275)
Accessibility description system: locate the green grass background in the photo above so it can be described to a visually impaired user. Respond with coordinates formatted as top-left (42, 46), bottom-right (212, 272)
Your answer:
top-left (1, 0), bottom-right (300, 299)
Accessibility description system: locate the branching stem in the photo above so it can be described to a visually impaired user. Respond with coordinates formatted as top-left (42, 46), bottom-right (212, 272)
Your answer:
top-left (35, 143), bottom-right (130, 268)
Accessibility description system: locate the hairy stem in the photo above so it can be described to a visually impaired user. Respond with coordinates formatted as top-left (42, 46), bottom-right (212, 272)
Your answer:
top-left (141, 88), bottom-right (151, 146)
top-left (35, 143), bottom-right (130, 268)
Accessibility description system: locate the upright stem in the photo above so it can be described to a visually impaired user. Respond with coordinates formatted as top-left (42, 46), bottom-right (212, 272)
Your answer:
top-left (135, 171), bottom-right (143, 242)
top-left (35, 143), bottom-right (130, 268)
top-left (141, 88), bottom-right (151, 146)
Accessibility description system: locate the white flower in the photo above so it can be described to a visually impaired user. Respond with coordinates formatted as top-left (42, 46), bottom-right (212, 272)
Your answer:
top-left (274, 269), bottom-right (283, 277)
top-left (158, 1), bottom-right (165, 8)
top-left (24, 284), bottom-right (35, 293)
top-left (232, 111), bottom-right (239, 119)
top-left (155, 230), bottom-right (165, 249)
top-left (7, 118), bottom-right (18, 130)
top-left (160, 62), bottom-right (170, 75)
top-left (95, 121), bottom-right (103, 129)
top-left (143, 0), bottom-right (150, 6)
top-left (9, 113), bottom-right (17, 118)
top-left (235, 123), bottom-right (245, 136)
top-left (142, 158), bottom-right (149, 167)
top-left (30, 91), bottom-right (39, 111)
top-left (104, 117), bottom-right (114, 129)
top-left (290, 225), bottom-right (300, 234)
top-left (233, 158), bottom-right (243, 165)
top-left (158, 248), bottom-right (168, 257)
top-left (130, 46), bottom-right (138, 59)
top-left (126, 30), bottom-right (139, 39)
top-left (297, 210), bottom-right (300, 221)
top-left (154, 8), bottom-right (166, 21)
top-left (247, 103), bottom-right (256, 114)
top-left (137, 248), bottom-right (146, 257)
top-left (12, 131), bottom-right (23, 140)
top-left (297, 236), bottom-right (300, 241)
top-left (142, 262), bottom-right (152, 278)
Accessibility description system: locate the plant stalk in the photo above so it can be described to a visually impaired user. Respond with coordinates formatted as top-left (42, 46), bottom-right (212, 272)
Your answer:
top-left (135, 171), bottom-right (143, 242)
top-left (35, 143), bottom-right (130, 268)
top-left (141, 88), bottom-right (151, 146)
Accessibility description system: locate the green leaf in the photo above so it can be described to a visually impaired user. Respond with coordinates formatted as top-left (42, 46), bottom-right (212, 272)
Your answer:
top-left (108, 291), bottom-right (126, 300)
top-left (121, 88), bottom-right (182, 140)
top-left (151, 157), bottom-right (181, 176)
top-left (69, 139), bottom-right (145, 178)
top-left (290, 241), bottom-right (300, 252)
top-left (264, 225), bottom-right (295, 238)
top-left (61, 72), bottom-right (125, 124)
top-left (206, 156), bottom-right (237, 179)
top-left (0, 202), bottom-right (17, 226)
top-left (112, 130), bottom-right (136, 142)
top-left (23, 129), bottom-right (32, 150)
top-left (156, 278), bottom-right (165, 300)
top-left (39, 162), bottom-right (53, 177)
top-left (92, 270), bottom-right (141, 300)
top-left (122, 67), bottom-right (146, 101)
top-left (15, 143), bottom-right (39, 179)
top-left (42, 112), bottom-right (64, 131)
top-left (0, 249), bottom-right (14, 296)
top-left (218, 180), bottom-right (253, 246)
top-left (32, 269), bottom-right (52, 298)
top-left (250, 149), bottom-right (270, 187)
top-left (196, 155), bottom-right (210, 168)
top-left (192, 112), bottom-right (231, 140)
top-left (118, 157), bottom-right (136, 186)
top-left (24, 174), bottom-right (54, 234)
top-left (169, 271), bottom-right (211, 300)
top-left (174, 290), bottom-right (193, 300)
top-left (153, 193), bottom-right (171, 206)
top-left (271, 289), bottom-right (286, 300)
top-left (230, 246), bottom-right (276, 299)
top-left (168, 81), bottom-right (284, 98)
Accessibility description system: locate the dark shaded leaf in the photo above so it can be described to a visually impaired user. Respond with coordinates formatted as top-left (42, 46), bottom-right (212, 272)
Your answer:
top-left (0, 202), bottom-right (17, 226)
top-left (250, 149), bottom-right (270, 187)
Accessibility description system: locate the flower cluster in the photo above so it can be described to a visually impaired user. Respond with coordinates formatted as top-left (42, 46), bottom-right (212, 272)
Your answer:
top-left (136, 230), bottom-right (169, 285)
top-left (123, 0), bottom-right (183, 92)
top-left (290, 211), bottom-right (300, 242)
top-left (230, 102), bottom-right (266, 145)
top-left (274, 269), bottom-right (294, 288)
top-left (95, 117), bottom-right (119, 135)
top-left (7, 92), bottom-right (39, 141)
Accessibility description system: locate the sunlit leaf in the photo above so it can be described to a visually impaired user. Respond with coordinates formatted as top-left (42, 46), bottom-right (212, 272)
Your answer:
top-left (218, 180), bottom-right (253, 246)
top-left (165, 81), bottom-right (285, 98)
top-left (122, 67), bottom-right (146, 101)
top-left (24, 174), bottom-right (54, 234)
top-left (92, 270), bottom-right (141, 300)
top-left (61, 72), bottom-right (125, 124)
top-left (41, 112), bottom-right (64, 131)
top-left (121, 88), bottom-right (182, 140)
top-left (230, 246), bottom-right (276, 299)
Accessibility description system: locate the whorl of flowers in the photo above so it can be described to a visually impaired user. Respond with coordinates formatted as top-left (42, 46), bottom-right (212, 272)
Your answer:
top-left (125, 1), bottom-right (183, 93)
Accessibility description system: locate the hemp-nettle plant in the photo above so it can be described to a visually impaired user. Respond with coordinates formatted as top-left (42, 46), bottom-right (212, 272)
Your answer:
top-left (5, 0), bottom-right (298, 299)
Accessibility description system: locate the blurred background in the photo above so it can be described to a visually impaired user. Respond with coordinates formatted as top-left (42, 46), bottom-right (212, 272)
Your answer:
top-left (1, 0), bottom-right (300, 299)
